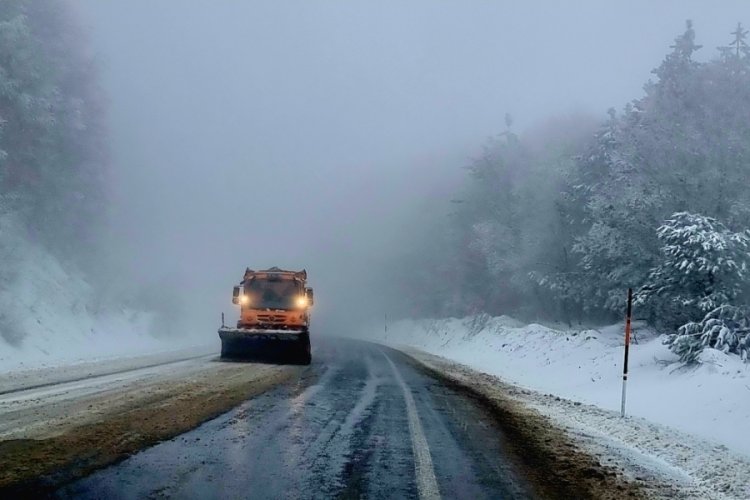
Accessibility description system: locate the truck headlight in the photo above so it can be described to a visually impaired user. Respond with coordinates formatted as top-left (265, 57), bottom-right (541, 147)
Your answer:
top-left (239, 295), bottom-right (249, 305)
top-left (296, 296), bottom-right (308, 308)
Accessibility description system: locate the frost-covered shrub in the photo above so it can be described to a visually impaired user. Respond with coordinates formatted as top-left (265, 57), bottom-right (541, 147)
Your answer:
top-left (666, 305), bottom-right (750, 363)
top-left (639, 212), bottom-right (750, 329)
top-left (666, 329), bottom-right (705, 364)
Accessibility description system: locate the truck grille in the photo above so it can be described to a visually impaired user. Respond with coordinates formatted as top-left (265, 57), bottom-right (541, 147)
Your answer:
top-left (256, 314), bottom-right (286, 324)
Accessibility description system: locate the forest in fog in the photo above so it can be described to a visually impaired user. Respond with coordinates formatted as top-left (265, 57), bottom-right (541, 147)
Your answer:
top-left (0, 0), bottom-right (106, 266)
top-left (2, 1), bottom-right (750, 364)
top-left (397, 22), bottom-right (750, 362)
top-left (0, 0), bottom-right (112, 347)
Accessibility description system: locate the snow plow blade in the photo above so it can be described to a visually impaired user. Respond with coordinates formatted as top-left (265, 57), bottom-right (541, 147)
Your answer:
top-left (218, 327), bottom-right (311, 365)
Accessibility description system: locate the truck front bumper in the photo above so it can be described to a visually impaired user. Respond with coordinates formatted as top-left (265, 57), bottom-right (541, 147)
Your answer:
top-left (218, 327), bottom-right (306, 342)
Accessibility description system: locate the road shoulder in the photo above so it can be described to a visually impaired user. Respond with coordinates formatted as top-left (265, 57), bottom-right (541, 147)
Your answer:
top-left (395, 346), bottom-right (692, 500)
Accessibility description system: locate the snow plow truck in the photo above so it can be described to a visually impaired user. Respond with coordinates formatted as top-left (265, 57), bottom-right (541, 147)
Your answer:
top-left (219, 267), bottom-right (313, 364)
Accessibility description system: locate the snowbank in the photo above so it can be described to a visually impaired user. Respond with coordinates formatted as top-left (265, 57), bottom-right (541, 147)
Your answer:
top-left (0, 216), bottom-right (210, 371)
top-left (368, 315), bottom-right (750, 458)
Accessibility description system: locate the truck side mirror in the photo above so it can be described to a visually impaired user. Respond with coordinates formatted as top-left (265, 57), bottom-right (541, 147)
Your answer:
top-left (306, 288), bottom-right (314, 306)
top-left (232, 286), bottom-right (240, 304)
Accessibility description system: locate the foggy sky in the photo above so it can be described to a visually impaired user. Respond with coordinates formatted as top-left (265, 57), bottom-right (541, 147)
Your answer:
top-left (73, 1), bottom-right (748, 337)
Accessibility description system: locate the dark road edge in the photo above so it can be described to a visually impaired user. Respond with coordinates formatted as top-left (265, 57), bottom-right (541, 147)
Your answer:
top-left (382, 345), bottom-right (646, 500)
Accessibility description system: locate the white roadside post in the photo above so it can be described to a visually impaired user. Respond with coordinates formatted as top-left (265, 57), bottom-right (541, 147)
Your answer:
top-left (621, 288), bottom-right (633, 418)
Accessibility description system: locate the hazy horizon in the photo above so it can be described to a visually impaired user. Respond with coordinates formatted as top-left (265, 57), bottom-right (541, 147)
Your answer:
top-left (73, 1), bottom-right (749, 336)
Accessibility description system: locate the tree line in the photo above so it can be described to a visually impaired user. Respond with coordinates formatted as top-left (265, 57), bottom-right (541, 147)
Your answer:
top-left (0, 0), bottom-right (107, 271)
top-left (398, 21), bottom-right (750, 362)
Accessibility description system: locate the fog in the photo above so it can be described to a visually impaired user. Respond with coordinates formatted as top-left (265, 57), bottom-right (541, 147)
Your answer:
top-left (73, 1), bottom-right (747, 337)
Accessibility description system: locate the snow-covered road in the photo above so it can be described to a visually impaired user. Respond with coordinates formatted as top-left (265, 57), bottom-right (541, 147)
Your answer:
top-left (1, 338), bottom-right (640, 498)
top-left (56, 339), bottom-right (631, 500)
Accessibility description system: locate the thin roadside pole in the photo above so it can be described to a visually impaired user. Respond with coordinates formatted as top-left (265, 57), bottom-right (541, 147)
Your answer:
top-left (621, 288), bottom-right (633, 418)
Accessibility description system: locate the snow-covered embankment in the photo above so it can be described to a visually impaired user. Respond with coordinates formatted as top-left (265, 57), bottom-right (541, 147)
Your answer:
top-left (0, 216), bottom-right (208, 371)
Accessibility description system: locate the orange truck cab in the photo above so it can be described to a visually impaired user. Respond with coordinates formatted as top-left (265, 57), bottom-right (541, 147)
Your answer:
top-left (219, 267), bottom-right (314, 364)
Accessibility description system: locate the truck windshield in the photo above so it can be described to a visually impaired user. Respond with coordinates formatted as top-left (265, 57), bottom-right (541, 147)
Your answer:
top-left (244, 279), bottom-right (300, 310)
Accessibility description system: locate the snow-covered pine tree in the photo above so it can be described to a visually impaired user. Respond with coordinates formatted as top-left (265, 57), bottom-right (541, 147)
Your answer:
top-left (566, 24), bottom-right (706, 318)
top-left (639, 212), bottom-right (750, 330)
top-left (671, 305), bottom-right (750, 363)
top-left (565, 107), bottom-right (660, 316)
top-left (462, 125), bottom-right (529, 314)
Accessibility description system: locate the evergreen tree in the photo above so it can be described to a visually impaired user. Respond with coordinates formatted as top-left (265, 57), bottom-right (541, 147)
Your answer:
top-left (639, 212), bottom-right (750, 329)
top-left (669, 305), bottom-right (750, 363)
top-left (719, 22), bottom-right (750, 62)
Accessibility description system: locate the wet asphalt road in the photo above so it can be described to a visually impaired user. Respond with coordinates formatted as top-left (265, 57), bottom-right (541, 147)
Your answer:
top-left (57, 338), bottom-right (533, 500)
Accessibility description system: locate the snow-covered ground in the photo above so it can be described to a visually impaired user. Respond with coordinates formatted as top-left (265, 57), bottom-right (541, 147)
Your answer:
top-left (365, 315), bottom-right (750, 498)
top-left (0, 216), bottom-right (212, 372)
